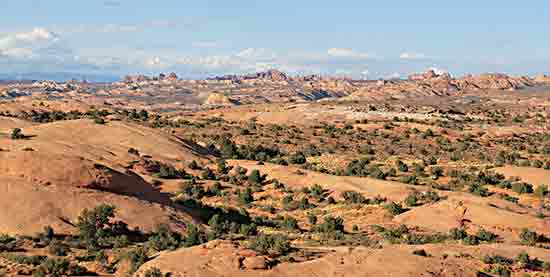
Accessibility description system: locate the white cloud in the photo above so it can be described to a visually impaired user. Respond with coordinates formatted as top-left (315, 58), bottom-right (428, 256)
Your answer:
top-left (387, 72), bottom-right (402, 79)
top-left (144, 56), bottom-right (171, 69)
top-left (0, 28), bottom-right (63, 59)
top-left (327, 48), bottom-right (370, 59)
top-left (400, 52), bottom-right (427, 60)
top-left (235, 48), bottom-right (277, 60)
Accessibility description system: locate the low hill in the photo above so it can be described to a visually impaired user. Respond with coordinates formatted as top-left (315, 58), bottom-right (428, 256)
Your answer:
top-left (0, 118), bottom-right (211, 235)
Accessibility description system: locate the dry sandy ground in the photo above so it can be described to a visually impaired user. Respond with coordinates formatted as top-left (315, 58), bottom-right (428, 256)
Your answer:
top-left (136, 240), bottom-right (550, 277)
top-left (493, 166), bottom-right (550, 187)
top-left (0, 118), bottom-right (209, 235)
top-left (228, 161), bottom-right (549, 242)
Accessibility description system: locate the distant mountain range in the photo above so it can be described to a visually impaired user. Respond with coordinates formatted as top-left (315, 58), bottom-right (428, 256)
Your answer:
top-left (0, 72), bottom-right (120, 83)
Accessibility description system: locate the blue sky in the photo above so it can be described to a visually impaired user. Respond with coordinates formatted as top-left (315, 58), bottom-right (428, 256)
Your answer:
top-left (0, 0), bottom-right (549, 80)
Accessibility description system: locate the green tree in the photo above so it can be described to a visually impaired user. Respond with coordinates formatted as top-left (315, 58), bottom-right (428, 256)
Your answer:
top-left (10, 128), bottom-right (23, 139)
top-left (76, 204), bottom-right (116, 249)
top-left (248, 169), bottom-right (262, 185)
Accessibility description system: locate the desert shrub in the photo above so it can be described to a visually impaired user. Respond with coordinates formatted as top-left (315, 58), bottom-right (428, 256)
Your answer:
top-left (500, 194), bottom-right (519, 203)
top-left (0, 234), bottom-right (16, 248)
top-left (281, 217), bottom-right (299, 231)
top-left (143, 267), bottom-right (163, 277)
top-left (76, 204), bottom-right (121, 249)
top-left (288, 152), bottom-right (306, 164)
top-left (313, 216), bottom-right (344, 240)
top-left (156, 164), bottom-right (187, 179)
top-left (188, 160), bottom-right (200, 170)
top-left (10, 128), bottom-right (24, 139)
top-left (183, 224), bottom-right (205, 247)
top-left (238, 187), bottom-right (254, 204)
top-left (404, 194), bottom-right (418, 207)
top-left (216, 159), bottom-right (230, 174)
top-left (369, 166), bottom-right (387, 180)
top-left (239, 129), bottom-right (251, 135)
top-left (482, 254), bottom-right (513, 265)
top-left (309, 184), bottom-right (325, 200)
top-left (209, 182), bottom-right (223, 196)
top-left (94, 117), bottom-right (106, 124)
top-left (326, 196), bottom-right (337, 204)
top-left (36, 258), bottom-right (86, 276)
top-left (4, 254), bottom-right (46, 266)
top-left (341, 191), bottom-right (366, 204)
top-left (48, 240), bottom-right (69, 256)
top-left (488, 265), bottom-right (511, 277)
top-left (476, 228), bottom-right (498, 243)
top-left (179, 180), bottom-right (207, 199)
top-left (248, 169), bottom-right (262, 185)
top-left (239, 223), bottom-right (258, 236)
top-left (148, 224), bottom-right (181, 251)
top-left (449, 228), bottom-right (468, 240)
top-left (534, 184), bottom-right (548, 198)
top-left (519, 228), bottom-right (540, 246)
top-left (360, 145), bottom-right (375, 155)
top-left (462, 235), bottom-right (480, 245)
top-left (384, 202), bottom-right (405, 216)
top-left (413, 163), bottom-right (426, 176)
top-left (207, 214), bottom-right (225, 238)
top-left (512, 182), bottom-right (533, 194)
top-left (412, 249), bottom-right (428, 257)
top-left (400, 175), bottom-right (418, 185)
top-left (396, 160), bottom-right (408, 172)
top-left (40, 226), bottom-right (55, 243)
top-left (345, 158), bottom-right (372, 177)
top-left (532, 160), bottom-right (544, 168)
top-left (430, 166), bottom-right (443, 178)
top-left (201, 167), bottom-right (217, 180)
top-left (126, 247), bottom-right (149, 274)
top-left (249, 234), bottom-right (291, 256)
top-left (307, 214), bottom-right (318, 225)
top-left (378, 224), bottom-right (409, 243)
top-left (468, 183), bottom-right (490, 197)
top-left (425, 156), bottom-right (437, 165)
top-left (112, 235), bottom-right (130, 248)
top-left (298, 197), bottom-right (314, 210)
top-left (514, 251), bottom-right (544, 270)
top-left (128, 148), bottom-right (140, 156)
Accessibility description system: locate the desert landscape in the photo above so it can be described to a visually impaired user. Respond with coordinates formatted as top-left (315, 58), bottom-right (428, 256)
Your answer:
top-left (1, 1), bottom-right (550, 276)
top-left (0, 69), bottom-right (549, 277)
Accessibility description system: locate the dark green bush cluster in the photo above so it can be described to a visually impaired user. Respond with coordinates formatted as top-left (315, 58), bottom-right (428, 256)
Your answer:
top-left (33, 258), bottom-right (87, 277)
top-left (344, 158), bottom-right (373, 177)
top-left (143, 267), bottom-right (164, 277)
top-left (449, 227), bottom-right (498, 245)
top-left (312, 216), bottom-right (345, 241)
top-left (384, 202), bottom-right (406, 216)
top-left (249, 234), bottom-right (291, 257)
top-left (374, 225), bottom-right (447, 245)
top-left (0, 234), bottom-right (17, 251)
top-left (76, 204), bottom-right (132, 250)
top-left (218, 137), bottom-right (281, 161)
top-left (288, 152), bottom-right (307, 164)
top-left (207, 213), bottom-right (257, 239)
top-left (519, 228), bottom-right (547, 246)
top-left (3, 254), bottom-right (46, 266)
top-left (404, 191), bottom-right (441, 207)
top-left (148, 223), bottom-right (204, 251)
top-left (10, 128), bottom-right (24, 139)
